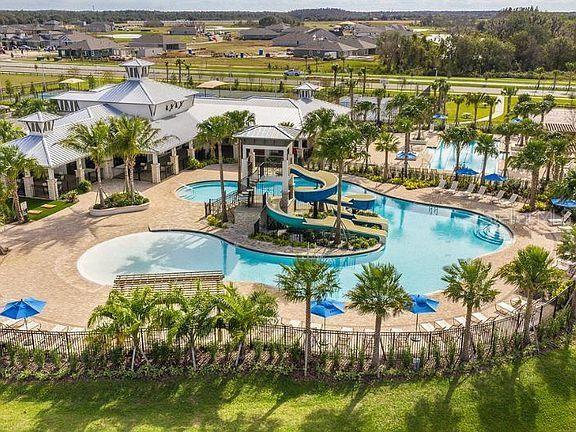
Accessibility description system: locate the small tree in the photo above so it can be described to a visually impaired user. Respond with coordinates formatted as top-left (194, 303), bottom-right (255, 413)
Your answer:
top-left (223, 110), bottom-right (256, 192)
top-left (0, 119), bottom-right (24, 144)
top-left (475, 133), bottom-right (499, 183)
top-left (374, 130), bottom-right (399, 181)
top-left (465, 92), bottom-right (487, 128)
top-left (450, 95), bottom-right (466, 125)
top-left (347, 263), bottom-right (411, 369)
top-left (276, 258), bottom-right (340, 376)
top-left (358, 121), bottom-right (379, 170)
top-left (440, 125), bottom-right (477, 175)
top-left (442, 258), bottom-right (498, 362)
top-left (509, 138), bottom-right (548, 211)
top-left (494, 122), bottom-right (518, 176)
top-left (497, 245), bottom-right (564, 345)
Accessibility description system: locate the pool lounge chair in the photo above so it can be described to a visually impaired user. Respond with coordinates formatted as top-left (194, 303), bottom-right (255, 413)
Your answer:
top-left (0, 317), bottom-right (24, 328)
top-left (472, 312), bottom-right (494, 323)
top-left (458, 183), bottom-right (476, 197)
top-left (453, 316), bottom-right (466, 327)
top-left (499, 193), bottom-right (518, 207)
top-left (444, 181), bottom-right (459, 194)
top-left (470, 185), bottom-right (487, 200)
top-left (548, 211), bottom-right (571, 226)
top-left (435, 179), bottom-right (447, 191)
top-left (50, 324), bottom-right (68, 332)
top-left (287, 320), bottom-right (301, 328)
top-left (496, 302), bottom-right (520, 315)
top-left (420, 323), bottom-right (436, 332)
top-left (488, 190), bottom-right (506, 203)
top-left (435, 319), bottom-right (452, 330)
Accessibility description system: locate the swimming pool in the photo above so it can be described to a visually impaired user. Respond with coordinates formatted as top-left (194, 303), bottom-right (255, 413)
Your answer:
top-left (80, 180), bottom-right (513, 297)
top-left (428, 141), bottom-right (500, 173)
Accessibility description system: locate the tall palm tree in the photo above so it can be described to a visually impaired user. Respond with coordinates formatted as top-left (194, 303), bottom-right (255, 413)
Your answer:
top-left (566, 62), bottom-right (576, 92)
top-left (88, 287), bottom-right (167, 370)
top-left (316, 125), bottom-right (361, 244)
top-left (175, 58), bottom-right (185, 84)
top-left (535, 67), bottom-right (546, 90)
top-left (358, 67), bottom-right (368, 95)
top-left (497, 245), bottom-right (564, 345)
top-left (276, 258), bottom-right (340, 376)
top-left (442, 258), bottom-right (498, 362)
top-left (358, 121), bottom-right (379, 170)
top-left (0, 119), bottom-right (24, 144)
top-left (347, 263), bottom-right (411, 368)
top-left (475, 133), bottom-right (499, 183)
top-left (61, 120), bottom-right (111, 207)
top-left (345, 70), bottom-right (358, 116)
top-left (450, 94), bottom-right (466, 125)
top-left (223, 110), bottom-right (256, 192)
top-left (216, 284), bottom-right (278, 366)
top-left (373, 87), bottom-right (387, 124)
top-left (394, 116), bottom-right (414, 178)
top-left (434, 78), bottom-right (450, 114)
top-left (109, 116), bottom-right (167, 202)
top-left (196, 115), bottom-right (233, 222)
top-left (535, 95), bottom-right (556, 123)
top-left (465, 92), bottom-right (487, 128)
top-left (485, 96), bottom-right (500, 129)
top-left (302, 108), bottom-right (337, 150)
top-left (509, 138), bottom-right (548, 211)
top-left (331, 63), bottom-right (340, 87)
top-left (501, 86), bottom-right (518, 118)
top-left (439, 125), bottom-right (477, 175)
top-left (353, 100), bottom-right (376, 122)
top-left (374, 130), bottom-right (399, 181)
top-left (0, 145), bottom-right (41, 222)
top-left (494, 122), bottom-right (518, 176)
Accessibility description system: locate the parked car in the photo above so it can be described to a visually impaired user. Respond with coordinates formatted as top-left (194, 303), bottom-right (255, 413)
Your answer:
top-left (283, 69), bottom-right (302, 77)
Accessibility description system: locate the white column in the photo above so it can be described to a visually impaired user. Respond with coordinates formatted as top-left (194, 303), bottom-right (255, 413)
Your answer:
top-left (170, 148), bottom-right (179, 175)
top-left (47, 168), bottom-right (58, 200)
top-left (187, 142), bottom-right (196, 159)
top-left (241, 146), bottom-right (249, 178)
top-left (75, 158), bottom-right (85, 181)
top-left (23, 169), bottom-right (34, 197)
top-left (102, 158), bottom-right (114, 179)
top-left (151, 153), bottom-right (161, 184)
top-left (281, 149), bottom-right (289, 194)
top-left (249, 149), bottom-right (255, 168)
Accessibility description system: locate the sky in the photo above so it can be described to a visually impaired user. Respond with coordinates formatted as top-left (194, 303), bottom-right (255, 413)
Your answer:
top-left (3, 1), bottom-right (576, 12)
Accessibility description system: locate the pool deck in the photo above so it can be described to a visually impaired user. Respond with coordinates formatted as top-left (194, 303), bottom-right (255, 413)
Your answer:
top-left (0, 164), bottom-right (564, 331)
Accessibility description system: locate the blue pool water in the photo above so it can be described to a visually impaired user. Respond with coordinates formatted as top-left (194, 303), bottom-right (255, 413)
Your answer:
top-left (79, 180), bottom-right (513, 297)
top-left (428, 141), bottom-right (500, 173)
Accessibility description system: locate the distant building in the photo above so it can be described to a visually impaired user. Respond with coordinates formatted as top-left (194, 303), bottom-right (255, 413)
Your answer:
top-left (85, 22), bottom-right (114, 33)
top-left (271, 28), bottom-right (338, 48)
top-left (129, 34), bottom-right (186, 51)
top-left (238, 27), bottom-right (280, 41)
top-left (169, 22), bottom-right (205, 36)
top-left (58, 35), bottom-right (122, 59)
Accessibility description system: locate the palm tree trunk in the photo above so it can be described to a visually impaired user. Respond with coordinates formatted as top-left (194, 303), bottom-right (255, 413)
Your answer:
top-left (473, 105), bottom-right (479, 127)
top-left (503, 137), bottom-right (511, 176)
top-left (218, 141), bottom-right (228, 222)
top-left (123, 160), bottom-right (130, 194)
top-left (11, 186), bottom-right (23, 223)
top-left (461, 306), bottom-right (473, 362)
top-left (364, 143), bottom-right (369, 171)
top-left (529, 169), bottom-right (539, 211)
top-left (455, 103), bottom-right (461, 125)
top-left (190, 336), bottom-right (197, 370)
top-left (130, 344), bottom-right (137, 371)
top-left (403, 132), bottom-right (410, 178)
top-left (383, 152), bottom-right (389, 181)
top-left (455, 147), bottom-right (461, 174)
top-left (523, 289), bottom-right (534, 345)
top-left (96, 164), bottom-right (105, 206)
top-left (235, 340), bottom-right (243, 367)
top-left (488, 107), bottom-right (494, 128)
top-left (304, 298), bottom-right (311, 376)
top-left (334, 161), bottom-right (343, 245)
top-left (371, 314), bottom-right (382, 368)
top-left (481, 155), bottom-right (488, 185)
top-left (237, 141), bottom-right (242, 193)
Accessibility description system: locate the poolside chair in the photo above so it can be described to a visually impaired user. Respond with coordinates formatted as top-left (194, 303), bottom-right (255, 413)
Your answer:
top-left (420, 322), bottom-right (436, 332)
top-left (310, 322), bottom-right (322, 330)
top-left (50, 324), bottom-right (68, 332)
top-left (499, 193), bottom-right (518, 207)
top-left (548, 211), bottom-right (571, 226)
top-left (453, 316), bottom-right (466, 327)
top-left (458, 183), bottom-right (475, 197)
top-left (287, 320), bottom-right (301, 328)
top-left (489, 190), bottom-right (506, 203)
top-left (495, 302), bottom-right (519, 315)
top-left (470, 185), bottom-right (487, 200)
top-left (434, 179), bottom-right (447, 191)
top-left (471, 312), bottom-right (494, 323)
top-left (444, 181), bottom-right (459, 194)
top-left (435, 319), bottom-right (452, 330)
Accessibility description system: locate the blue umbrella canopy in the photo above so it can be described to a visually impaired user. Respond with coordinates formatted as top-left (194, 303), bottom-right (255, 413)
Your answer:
top-left (432, 113), bottom-right (448, 120)
top-left (455, 167), bottom-right (479, 176)
top-left (484, 173), bottom-right (506, 182)
top-left (396, 151), bottom-right (417, 161)
top-left (510, 117), bottom-right (522, 124)
top-left (408, 294), bottom-right (439, 314)
top-left (1, 298), bottom-right (46, 320)
top-left (311, 299), bottom-right (345, 318)
top-left (551, 198), bottom-right (576, 208)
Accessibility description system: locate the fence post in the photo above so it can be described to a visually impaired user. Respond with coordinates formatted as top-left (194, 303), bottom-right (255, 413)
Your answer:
top-left (65, 332), bottom-right (71, 358)
top-left (491, 320), bottom-right (497, 356)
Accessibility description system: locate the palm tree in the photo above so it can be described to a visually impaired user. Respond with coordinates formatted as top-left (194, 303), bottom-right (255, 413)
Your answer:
top-left (497, 246), bottom-right (563, 345)
top-left (557, 226), bottom-right (576, 329)
top-left (535, 95), bottom-right (556, 123)
top-left (535, 67), bottom-right (546, 90)
top-left (216, 284), bottom-right (277, 366)
top-left (450, 94), bottom-right (466, 125)
top-left (475, 133), bottom-right (499, 183)
top-left (316, 125), bottom-right (361, 245)
top-left (61, 120), bottom-right (111, 207)
top-left (276, 258), bottom-right (340, 376)
top-left (374, 130), bottom-right (399, 181)
top-left (501, 87), bottom-right (518, 118)
top-left (465, 92), bottom-right (487, 128)
top-left (302, 108), bottom-right (337, 150)
top-left (353, 100), bottom-right (376, 122)
top-left (88, 287), bottom-right (167, 370)
top-left (509, 138), bottom-right (548, 211)
top-left (223, 110), bottom-right (256, 192)
top-left (359, 67), bottom-right (368, 95)
top-left (358, 121), bottom-right (379, 170)
top-left (330, 64), bottom-right (341, 87)
top-left (347, 263), bottom-right (411, 368)
top-left (0, 145), bottom-right (41, 222)
top-left (196, 115), bottom-right (233, 222)
top-left (494, 122), bottom-right (518, 176)
top-left (0, 119), bottom-right (24, 144)
top-left (157, 288), bottom-right (216, 370)
top-left (566, 62), bottom-right (576, 92)
top-left (443, 259), bottom-right (498, 362)
top-left (434, 79), bottom-right (450, 114)
top-left (440, 125), bottom-right (477, 174)
top-left (394, 116), bottom-right (414, 178)
top-left (11, 98), bottom-right (58, 118)
top-left (373, 87), bottom-right (387, 124)
top-left (345, 71), bottom-right (358, 116)
top-left (109, 116), bottom-right (167, 202)
top-left (485, 96), bottom-right (500, 129)
top-left (175, 58), bottom-right (185, 84)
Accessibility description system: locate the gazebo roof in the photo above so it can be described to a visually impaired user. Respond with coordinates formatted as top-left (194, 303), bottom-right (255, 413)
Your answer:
top-left (545, 123), bottom-right (576, 134)
top-left (234, 125), bottom-right (301, 141)
top-left (19, 111), bottom-right (60, 123)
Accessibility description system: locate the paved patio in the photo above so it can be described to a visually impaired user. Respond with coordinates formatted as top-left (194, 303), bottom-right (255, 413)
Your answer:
top-left (0, 164), bottom-right (564, 331)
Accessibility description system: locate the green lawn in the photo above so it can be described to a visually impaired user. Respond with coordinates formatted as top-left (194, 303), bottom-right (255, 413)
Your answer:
top-left (21, 197), bottom-right (74, 221)
top-left (1, 340), bottom-right (576, 431)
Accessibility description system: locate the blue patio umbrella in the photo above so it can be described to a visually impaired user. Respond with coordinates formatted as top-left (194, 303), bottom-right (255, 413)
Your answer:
top-left (432, 113), bottom-right (448, 120)
top-left (396, 151), bottom-right (417, 161)
top-left (484, 173), bottom-right (506, 182)
top-left (511, 117), bottom-right (522, 124)
top-left (1, 297), bottom-right (45, 329)
top-left (408, 294), bottom-right (439, 332)
top-left (311, 299), bottom-right (345, 328)
top-left (551, 198), bottom-right (576, 209)
top-left (455, 167), bottom-right (479, 176)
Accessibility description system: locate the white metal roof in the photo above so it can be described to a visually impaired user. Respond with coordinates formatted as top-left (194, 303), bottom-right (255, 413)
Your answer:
top-left (19, 111), bottom-right (61, 122)
top-left (234, 125), bottom-right (301, 141)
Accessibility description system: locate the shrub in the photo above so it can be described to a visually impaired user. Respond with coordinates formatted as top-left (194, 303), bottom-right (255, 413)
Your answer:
top-left (187, 158), bottom-right (205, 170)
top-left (76, 180), bottom-right (92, 194)
top-left (60, 190), bottom-right (78, 203)
top-left (207, 214), bottom-right (225, 228)
top-left (94, 192), bottom-right (149, 210)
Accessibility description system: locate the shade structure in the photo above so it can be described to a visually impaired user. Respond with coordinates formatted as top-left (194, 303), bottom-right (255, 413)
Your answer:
top-left (551, 198), bottom-right (576, 208)
top-left (1, 298), bottom-right (45, 320)
top-left (311, 299), bottom-right (345, 328)
top-left (455, 167), bottom-right (479, 176)
top-left (432, 113), bottom-right (448, 120)
top-left (396, 151), bottom-right (417, 161)
top-left (408, 294), bottom-right (439, 333)
top-left (484, 173), bottom-right (506, 182)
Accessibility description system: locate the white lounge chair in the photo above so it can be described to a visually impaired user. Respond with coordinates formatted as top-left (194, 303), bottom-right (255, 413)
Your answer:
top-left (50, 324), bottom-right (68, 332)
top-left (472, 312), bottom-right (493, 323)
top-left (340, 326), bottom-right (353, 332)
top-left (458, 183), bottom-right (476, 197)
top-left (420, 322), bottom-right (436, 332)
top-left (444, 181), bottom-right (459, 194)
top-left (496, 302), bottom-right (519, 315)
top-left (470, 185), bottom-right (487, 200)
top-left (0, 317), bottom-right (23, 328)
top-left (435, 319), bottom-right (452, 330)
top-left (489, 190), bottom-right (505, 203)
top-left (499, 193), bottom-right (518, 207)
top-left (435, 179), bottom-right (447, 191)
top-left (389, 327), bottom-right (404, 333)
top-left (310, 322), bottom-right (322, 330)
top-left (287, 320), bottom-right (301, 328)
top-left (453, 316), bottom-right (466, 327)
top-left (548, 211), bottom-right (571, 226)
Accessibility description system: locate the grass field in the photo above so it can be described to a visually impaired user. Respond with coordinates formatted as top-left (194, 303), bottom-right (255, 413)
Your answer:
top-left (0, 73), bottom-right (49, 86)
top-left (21, 197), bottom-right (74, 221)
top-left (1, 340), bottom-right (575, 431)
